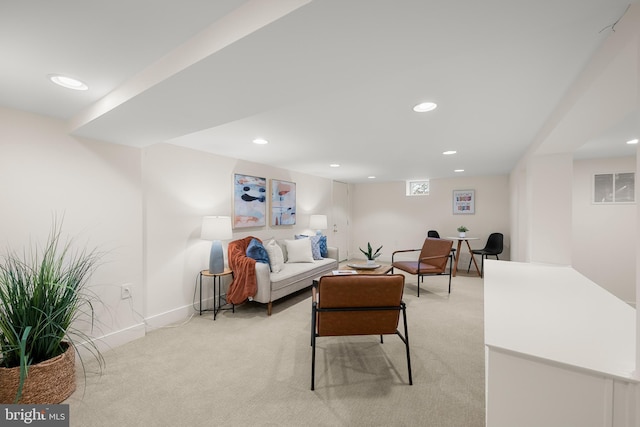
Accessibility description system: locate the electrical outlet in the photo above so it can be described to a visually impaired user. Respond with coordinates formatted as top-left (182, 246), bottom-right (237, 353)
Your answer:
top-left (121, 284), bottom-right (132, 300)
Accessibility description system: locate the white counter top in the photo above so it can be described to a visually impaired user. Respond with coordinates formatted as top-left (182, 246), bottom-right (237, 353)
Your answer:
top-left (484, 260), bottom-right (637, 381)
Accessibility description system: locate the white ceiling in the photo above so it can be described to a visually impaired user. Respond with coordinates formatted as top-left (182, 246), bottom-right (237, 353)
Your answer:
top-left (1, 0), bottom-right (637, 183)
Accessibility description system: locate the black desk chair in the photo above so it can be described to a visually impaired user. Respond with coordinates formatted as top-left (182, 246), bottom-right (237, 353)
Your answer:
top-left (467, 232), bottom-right (503, 277)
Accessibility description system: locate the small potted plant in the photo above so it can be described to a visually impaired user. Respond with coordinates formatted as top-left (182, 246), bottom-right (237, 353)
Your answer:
top-left (457, 226), bottom-right (469, 237)
top-left (359, 242), bottom-right (382, 265)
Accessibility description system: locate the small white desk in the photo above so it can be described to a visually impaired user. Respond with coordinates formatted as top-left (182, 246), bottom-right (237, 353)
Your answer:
top-left (445, 236), bottom-right (481, 277)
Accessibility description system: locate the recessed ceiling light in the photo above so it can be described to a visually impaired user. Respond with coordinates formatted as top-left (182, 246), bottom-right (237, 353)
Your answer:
top-left (454, 169), bottom-right (464, 173)
top-left (252, 138), bottom-right (268, 145)
top-left (626, 138), bottom-right (638, 145)
top-left (443, 150), bottom-right (457, 155)
top-left (48, 74), bottom-right (88, 91)
top-left (368, 176), bottom-right (376, 179)
top-left (329, 164), bottom-right (340, 168)
top-left (413, 102), bottom-right (437, 112)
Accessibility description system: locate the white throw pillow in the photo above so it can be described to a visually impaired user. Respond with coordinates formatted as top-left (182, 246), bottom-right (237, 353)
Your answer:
top-left (284, 238), bottom-right (314, 263)
top-left (295, 234), bottom-right (323, 260)
top-left (265, 239), bottom-right (285, 273)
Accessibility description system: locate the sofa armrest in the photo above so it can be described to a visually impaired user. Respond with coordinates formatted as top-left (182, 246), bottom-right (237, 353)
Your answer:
top-left (327, 246), bottom-right (339, 261)
top-left (252, 262), bottom-right (272, 303)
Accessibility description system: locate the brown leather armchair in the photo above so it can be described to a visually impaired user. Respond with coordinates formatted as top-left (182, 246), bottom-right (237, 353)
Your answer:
top-left (391, 237), bottom-right (454, 296)
top-left (310, 274), bottom-right (412, 390)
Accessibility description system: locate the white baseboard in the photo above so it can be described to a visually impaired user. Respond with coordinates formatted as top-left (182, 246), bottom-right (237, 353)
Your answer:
top-left (75, 322), bottom-right (146, 360)
top-left (76, 301), bottom-right (208, 358)
top-left (143, 301), bottom-right (204, 332)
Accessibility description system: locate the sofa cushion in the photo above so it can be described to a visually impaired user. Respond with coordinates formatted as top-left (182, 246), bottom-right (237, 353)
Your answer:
top-left (275, 239), bottom-right (288, 262)
top-left (265, 239), bottom-right (285, 273)
top-left (269, 257), bottom-right (338, 292)
top-left (295, 234), bottom-right (323, 260)
top-left (318, 235), bottom-right (328, 258)
top-left (310, 236), bottom-right (323, 260)
top-left (246, 238), bottom-right (270, 269)
top-left (285, 238), bottom-right (314, 263)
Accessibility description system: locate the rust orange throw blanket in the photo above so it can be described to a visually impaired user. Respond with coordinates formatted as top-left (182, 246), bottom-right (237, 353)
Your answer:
top-left (227, 236), bottom-right (259, 304)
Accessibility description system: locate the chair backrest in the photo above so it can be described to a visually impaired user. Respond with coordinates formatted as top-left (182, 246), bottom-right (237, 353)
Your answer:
top-left (427, 230), bottom-right (440, 238)
top-left (484, 233), bottom-right (504, 254)
top-left (316, 274), bottom-right (405, 337)
top-left (419, 237), bottom-right (453, 271)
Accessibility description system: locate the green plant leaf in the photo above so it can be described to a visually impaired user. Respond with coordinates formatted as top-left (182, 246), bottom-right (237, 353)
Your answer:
top-left (358, 242), bottom-right (382, 260)
top-left (15, 326), bottom-right (32, 403)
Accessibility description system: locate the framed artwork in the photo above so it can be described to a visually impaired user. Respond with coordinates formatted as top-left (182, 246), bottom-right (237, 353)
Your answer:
top-left (233, 174), bottom-right (267, 228)
top-left (453, 189), bottom-right (475, 214)
top-left (270, 179), bottom-right (296, 226)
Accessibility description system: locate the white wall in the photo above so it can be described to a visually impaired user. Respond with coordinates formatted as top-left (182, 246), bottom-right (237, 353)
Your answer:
top-left (509, 155), bottom-right (637, 303)
top-left (509, 167), bottom-right (529, 262)
top-left (142, 143), bottom-right (335, 326)
top-left (0, 108), bottom-right (145, 350)
top-left (573, 157), bottom-right (636, 303)
top-left (350, 175), bottom-right (510, 265)
top-left (507, 4), bottom-right (639, 304)
top-left (5, 105), bottom-right (634, 355)
top-left (0, 109), bottom-right (336, 350)
top-left (141, 144), bottom-right (233, 326)
top-left (529, 153), bottom-right (573, 265)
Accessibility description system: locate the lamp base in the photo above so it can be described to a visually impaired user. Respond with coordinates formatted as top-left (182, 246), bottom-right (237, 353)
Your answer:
top-left (209, 240), bottom-right (225, 274)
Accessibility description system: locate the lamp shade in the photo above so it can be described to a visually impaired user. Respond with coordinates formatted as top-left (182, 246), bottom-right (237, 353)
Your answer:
top-left (309, 215), bottom-right (328, 231)
top-left (201, 216), bottom-right (232, 241)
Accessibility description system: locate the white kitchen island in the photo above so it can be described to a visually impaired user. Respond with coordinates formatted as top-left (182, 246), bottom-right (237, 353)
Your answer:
top-left (484, 260), bottom-right (638, 427)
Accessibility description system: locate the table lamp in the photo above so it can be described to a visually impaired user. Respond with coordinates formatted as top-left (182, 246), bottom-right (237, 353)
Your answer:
top-left (201, 216), bottom-right (233, 274)
top-left (309, 214), bottom-right (328, 236)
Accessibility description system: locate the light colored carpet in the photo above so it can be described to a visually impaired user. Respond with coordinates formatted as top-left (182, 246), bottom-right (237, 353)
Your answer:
top-left (66, 271), bottom-right (485, 427)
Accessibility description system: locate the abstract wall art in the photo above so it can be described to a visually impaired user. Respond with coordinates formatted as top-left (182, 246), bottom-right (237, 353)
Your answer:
top-left (233, 174), bottom-right (267, 228)
top-left (270, 179), bottom-right (296, 226)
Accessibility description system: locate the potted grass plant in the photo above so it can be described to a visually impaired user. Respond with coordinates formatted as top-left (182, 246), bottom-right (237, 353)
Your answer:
top-left (457, 226), bottom-right (469, 237)
top-left (0, 220), bottom-right (105, 403)
top-left (359, 242), bottom-right (383, 265)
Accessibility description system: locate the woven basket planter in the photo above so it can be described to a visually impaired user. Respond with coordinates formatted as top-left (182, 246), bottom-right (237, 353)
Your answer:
top-left (0, 342), bottom-right (76, 404)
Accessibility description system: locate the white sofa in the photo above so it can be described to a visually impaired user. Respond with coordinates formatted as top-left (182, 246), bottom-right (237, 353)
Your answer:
top-left (251, 239), bottom-right (338, 315)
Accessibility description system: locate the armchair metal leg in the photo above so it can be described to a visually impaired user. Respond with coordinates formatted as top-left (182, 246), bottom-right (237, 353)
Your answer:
top-left (311, 336), bottom-right (316, 390)
top-left (400, 305), bottom-right (413, 385)
top-left (311, 304), bottom-right (317, 390)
